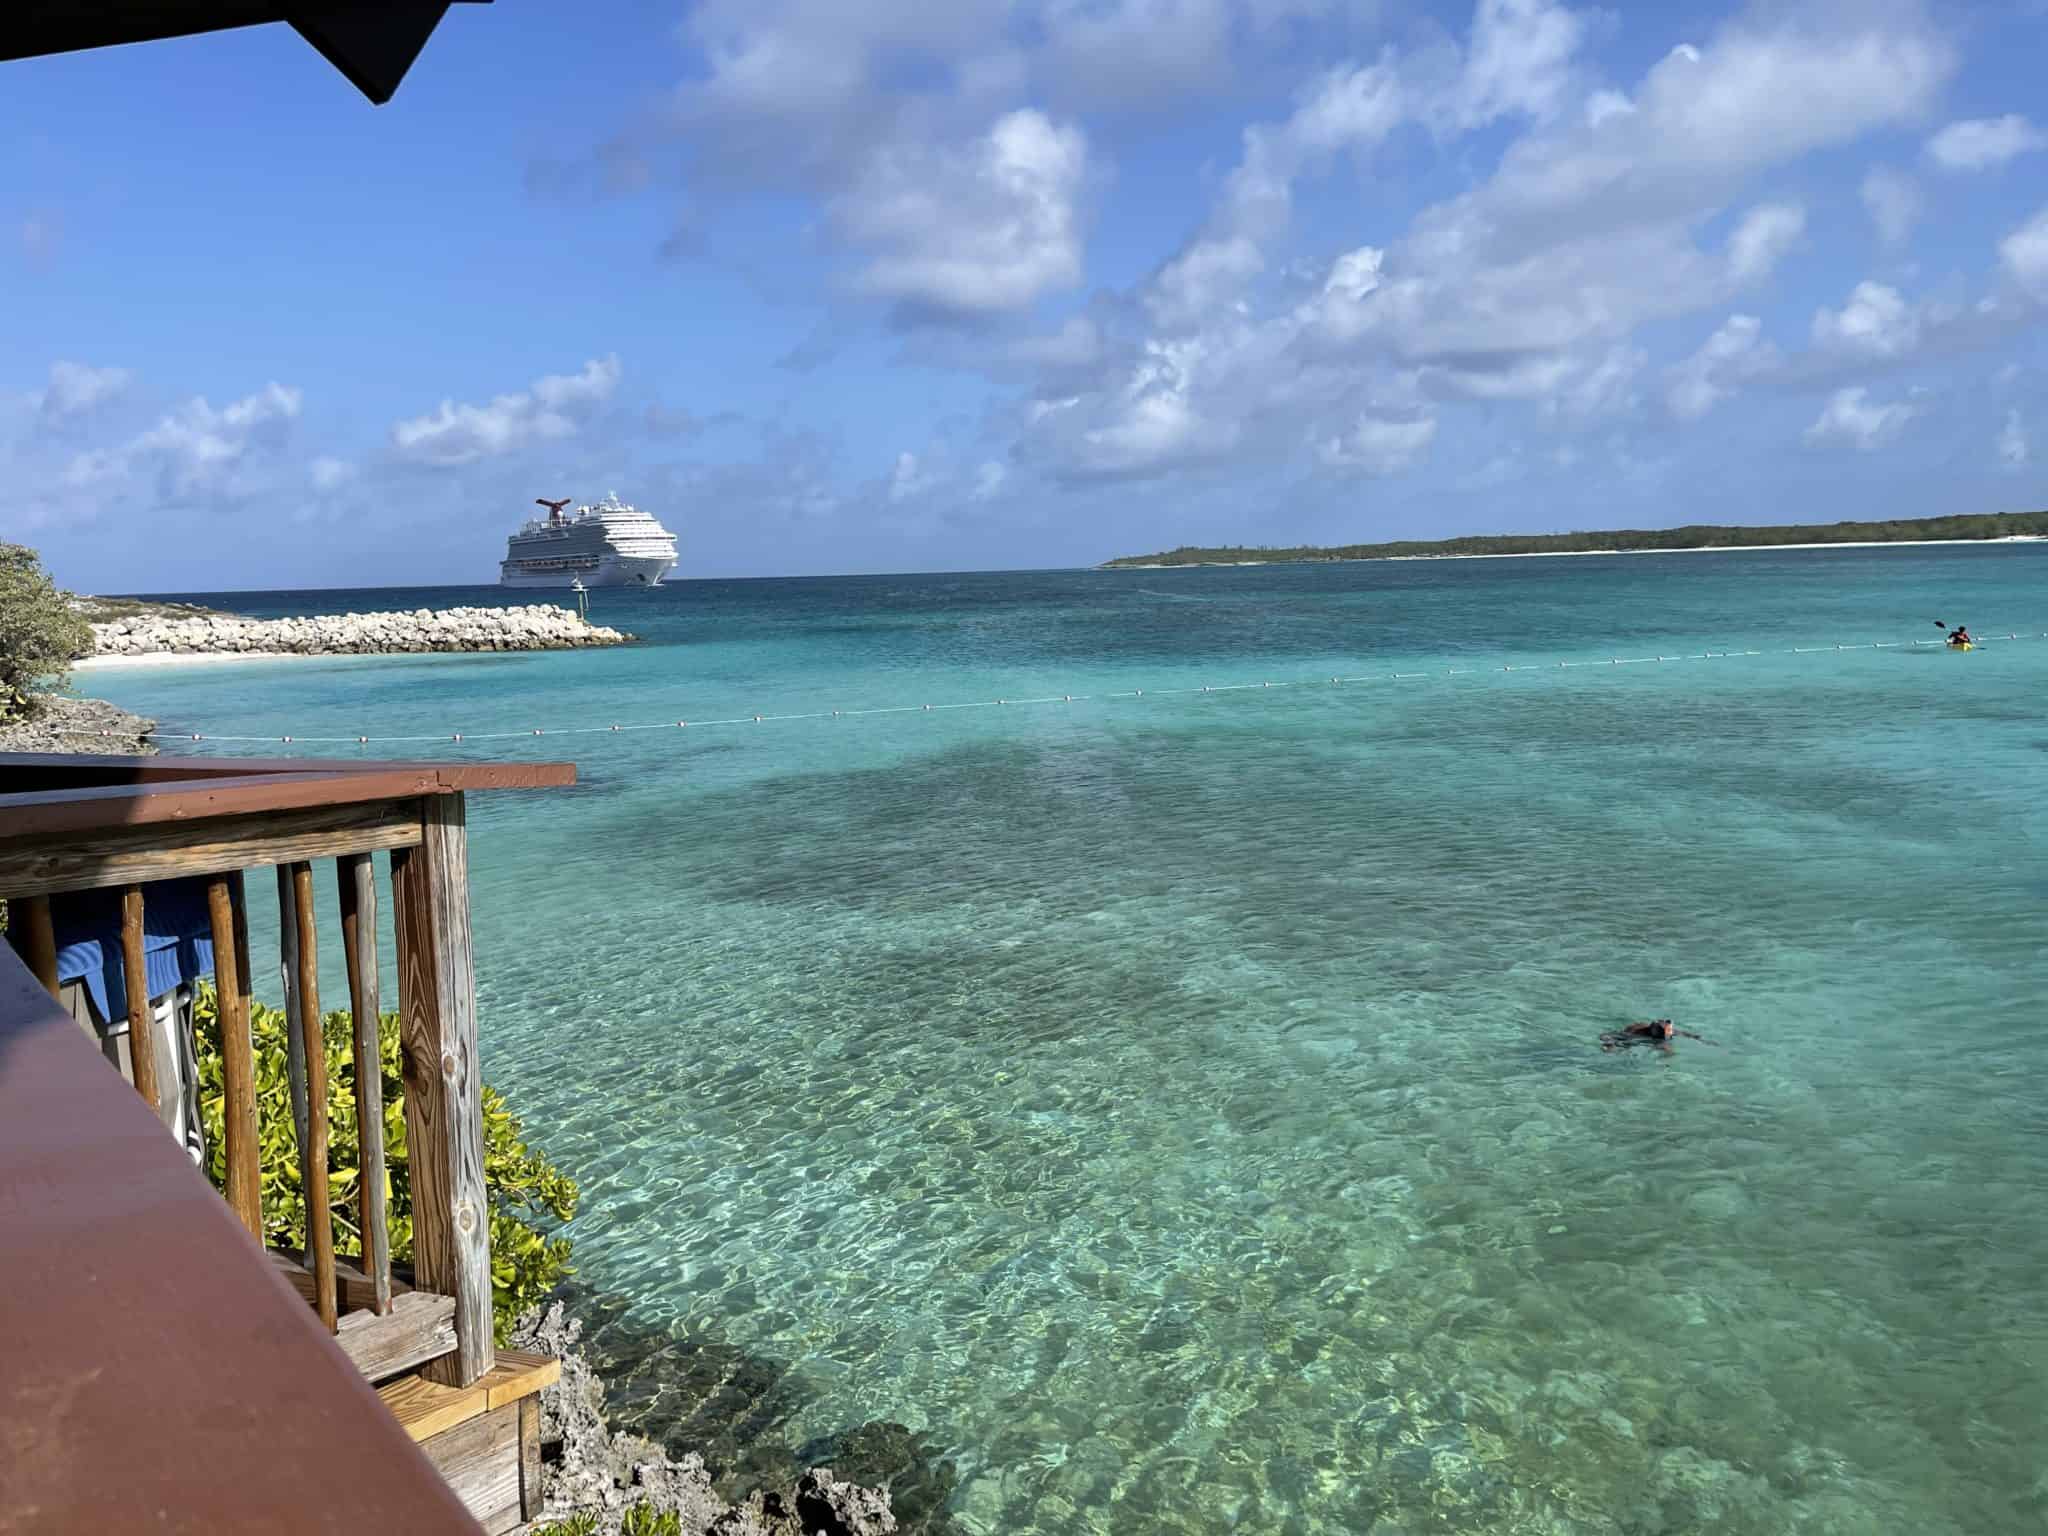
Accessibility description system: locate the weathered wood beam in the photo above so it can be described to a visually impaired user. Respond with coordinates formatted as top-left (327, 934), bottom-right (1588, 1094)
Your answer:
top-left (392, 794), bottom-right (493, 1387)
top-left (290, 861), bottom-right (338, 1333)
top-left (12, 894), bottom-right (59, 998)
top-left (208, 875), bottom-right (261, 1237)
top-left (278, 867), bottom-right (312, 1187)
top-left (118, 885), bottom-right (162, 1114)
top-left (0, 800), bottom-right (423, 899)
top-left (336, 1290), bottom-right (458, 1383)
top-left (339, 850), bottom-right (393, 1314)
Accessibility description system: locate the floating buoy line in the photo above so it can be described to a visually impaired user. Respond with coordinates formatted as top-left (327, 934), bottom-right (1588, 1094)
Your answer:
top-left (71, 630), bottom-right (2045, 747)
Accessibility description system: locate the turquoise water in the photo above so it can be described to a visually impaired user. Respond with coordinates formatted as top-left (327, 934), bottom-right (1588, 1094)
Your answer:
top-left (90, 548), bottom-right (2048, 1535)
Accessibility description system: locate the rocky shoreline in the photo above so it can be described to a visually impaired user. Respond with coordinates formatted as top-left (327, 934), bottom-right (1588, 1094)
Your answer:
top-left (88, 603), bottom-right (630, 659)
top-left (509, 1305), bottom-right (898, 1536)
top-left (0, 693), bottom-right (157, 754)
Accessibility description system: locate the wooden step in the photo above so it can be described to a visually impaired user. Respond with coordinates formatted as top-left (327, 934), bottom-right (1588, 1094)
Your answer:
top-left (377, 1351), bottom-right (561, 1444)
top-left (378, 1353), bottom-right (561, 1536)
top-left (338, 1290), bottom-right (457, 1381)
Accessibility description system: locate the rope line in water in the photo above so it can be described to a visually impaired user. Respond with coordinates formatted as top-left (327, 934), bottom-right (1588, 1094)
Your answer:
top-left (69, 630), bottom-right (2046, 746)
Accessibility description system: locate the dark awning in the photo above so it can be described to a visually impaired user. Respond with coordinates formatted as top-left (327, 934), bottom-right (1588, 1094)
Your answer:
top-left (1, 2), bottom-right (491, 105)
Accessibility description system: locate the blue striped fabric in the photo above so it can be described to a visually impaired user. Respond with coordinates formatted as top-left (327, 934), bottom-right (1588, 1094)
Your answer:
top-left (51, 879), bottom-right (218, 1021)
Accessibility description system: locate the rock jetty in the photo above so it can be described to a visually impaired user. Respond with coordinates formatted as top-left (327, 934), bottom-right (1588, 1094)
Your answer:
top-left (90, 604), bottom-right (629, 659)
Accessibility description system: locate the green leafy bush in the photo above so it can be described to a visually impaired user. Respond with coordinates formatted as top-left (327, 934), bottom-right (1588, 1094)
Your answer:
top-left (527, 1507), bottom-right (677, 1536)
top-left (0, 542), bottom-right (94, 722)
top-left (192, 983), bottom-right (577, 1340)
top-left (619, 1505), bottom-right (683, 1536)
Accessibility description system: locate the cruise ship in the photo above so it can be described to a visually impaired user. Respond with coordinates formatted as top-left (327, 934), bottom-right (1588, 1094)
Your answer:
top-left (499, 493), bottom-right (679, 587)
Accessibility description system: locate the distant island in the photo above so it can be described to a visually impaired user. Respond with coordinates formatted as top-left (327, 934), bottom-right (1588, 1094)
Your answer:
top-left (1102, 511), bottom-right (2048, 567)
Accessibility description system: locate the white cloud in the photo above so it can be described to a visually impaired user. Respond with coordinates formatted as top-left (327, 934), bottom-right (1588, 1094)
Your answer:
top-left (1804, 386), bottom-right (1917, 451)
top-left (836, 109), bottom-right (1089, 315)
top-left (1319, 412), bottom-right (1437, 474)
top-left (1149, 56), bottom-right (1402, 331)
top-left (1998, 408), bottom-right (2029, 467)
top-left (1292, 3), bottom-right (1953, 382)
top-left (2000, 206), bottom-right (2048, 298)
top-left (391, 355), bottom-right (620, 466)
top-left (997, 2), bottom-right (1967, 490)
top-left (61, 381), bottom-right (304, 501)
top-left (37, 361), bottom-right (133, 422)
top-left (1726, 202), bottom-right (1805, 285)
top-left (1859, 165), bottom-right (1922, 246)
top-left (310, 456), bottom-right (355, 492)
top-left (1029, 334), bottom-right (1241, 479)
top-left (1452, 0), bottom-right (1588, 129)
top-left (1811, 281), bottom-right (1922, 359)
top-left (1038, 0), bottom-right (1237, 111)
top-left (1925, 114), bottom-right (2046, 172)
top-left (1555, 345), bottom-right (1646, 420)
top-left (971, 459), bottom-right (1009, 501)
top-left (887, 450), bottom-right (933, 502)
top-left (1666, 313), bottom-right (1778, 421)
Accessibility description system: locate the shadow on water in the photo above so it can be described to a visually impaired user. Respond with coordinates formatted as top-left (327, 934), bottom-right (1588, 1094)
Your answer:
top-left (564, 1285), bottom-right (965, 1536)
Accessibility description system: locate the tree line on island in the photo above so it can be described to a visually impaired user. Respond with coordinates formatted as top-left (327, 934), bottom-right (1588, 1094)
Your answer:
top-left (1101, 510), bottom-right (2048, 567)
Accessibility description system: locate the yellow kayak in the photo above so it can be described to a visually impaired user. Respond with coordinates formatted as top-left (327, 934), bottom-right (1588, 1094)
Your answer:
top-left (1948, 641), bottom-right (1973, 651)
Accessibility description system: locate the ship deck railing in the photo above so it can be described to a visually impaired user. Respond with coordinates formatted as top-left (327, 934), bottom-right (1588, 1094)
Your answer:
top-left (1, 751), bottom-right (577, 1533)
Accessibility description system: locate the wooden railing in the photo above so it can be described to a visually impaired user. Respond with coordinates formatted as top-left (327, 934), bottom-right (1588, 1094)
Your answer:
top-left (0, 752), bottom-right (573, 1531)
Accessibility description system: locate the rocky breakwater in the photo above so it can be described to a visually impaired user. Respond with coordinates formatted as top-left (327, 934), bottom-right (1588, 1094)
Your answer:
top-left (91, 604), bottom-right (630, 659)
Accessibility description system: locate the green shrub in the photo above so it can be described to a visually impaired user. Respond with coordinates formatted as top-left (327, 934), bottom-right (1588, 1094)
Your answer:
top-left (528, 1507), bottom-right (677, 1536)
top-left (0, 542), bottom-right (94, 722)
top-left (619, 1504), bottom-right (683, 1536)
top-left (192, 983), bottom-right (577, 1340)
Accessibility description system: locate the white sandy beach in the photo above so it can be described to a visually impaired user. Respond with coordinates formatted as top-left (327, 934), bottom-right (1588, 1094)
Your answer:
top-left (75, 650), bottom-right (325, 670)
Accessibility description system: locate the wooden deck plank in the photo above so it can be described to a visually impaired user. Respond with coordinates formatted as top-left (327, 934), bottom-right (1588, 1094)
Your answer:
top-left (378, 1373), bottom-right (488, 1443)
top-left (482, 1349), bottom-right (561, 1410)
top-left (337, 1290), bottom-right (458, 1383)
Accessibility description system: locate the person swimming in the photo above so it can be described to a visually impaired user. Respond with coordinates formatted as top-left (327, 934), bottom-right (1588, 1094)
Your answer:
top-left (1600, 1019), bottom-right (1713, 1052)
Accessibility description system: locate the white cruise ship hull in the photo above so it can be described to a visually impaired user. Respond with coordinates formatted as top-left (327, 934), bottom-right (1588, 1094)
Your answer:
top-left (499, 554), bottom-right (676, 588)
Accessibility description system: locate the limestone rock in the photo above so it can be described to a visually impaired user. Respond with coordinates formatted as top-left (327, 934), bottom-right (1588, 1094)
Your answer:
top-left (90, 603), bottom-right (631, 659)
top-left (506, 1304), bottom-right (898, 1536)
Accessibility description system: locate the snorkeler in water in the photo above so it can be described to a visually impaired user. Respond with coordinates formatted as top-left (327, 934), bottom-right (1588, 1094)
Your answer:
top-left (1600, 1019), bottom-right (1715, 1052)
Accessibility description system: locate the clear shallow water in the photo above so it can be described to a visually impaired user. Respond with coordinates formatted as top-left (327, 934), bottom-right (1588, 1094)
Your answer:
top-left (93, 548), bottom-right (2048, 1535)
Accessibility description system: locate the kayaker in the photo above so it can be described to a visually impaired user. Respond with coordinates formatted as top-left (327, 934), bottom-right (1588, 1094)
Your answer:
top-left (1948, 624), bottom-right (1972, 647)
top-left (1600, 1019), bottom-right (1712, 1052)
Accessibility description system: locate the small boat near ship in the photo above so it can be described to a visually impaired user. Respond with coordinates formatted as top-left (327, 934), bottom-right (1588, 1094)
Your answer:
top-left (499, 493), bottom-right (679, 588)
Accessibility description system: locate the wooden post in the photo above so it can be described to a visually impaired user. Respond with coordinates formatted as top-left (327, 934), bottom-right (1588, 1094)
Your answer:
top-left (277, 868), bottom-right (312, 1171)
top-left (290, 862), bottom-right (338, 1332)
top-left (391, 795), bottom-right (493, 1386)
top-left (14, 895), bottom-right (59, 999)
top-left (208, 876), bottom-right (261, 1238)
top-left (118, 886), bottom-right (162, 1115)
top-left (338, 851), bottom-right (392, 1315)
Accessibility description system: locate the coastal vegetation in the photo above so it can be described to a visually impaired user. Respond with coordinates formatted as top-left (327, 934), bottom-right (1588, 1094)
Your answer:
top-left (191, 983), bottom-right (578, 1340)
top-left (1103, 510), bottom-right (2048, 567)
top-left (0, 541), bottom-right (94, 721)
top-left (68, 592), bottom-right (226, 624)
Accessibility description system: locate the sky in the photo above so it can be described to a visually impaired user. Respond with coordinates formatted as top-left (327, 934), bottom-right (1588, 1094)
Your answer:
top-left (5, 0), bottom-right (2048, 590)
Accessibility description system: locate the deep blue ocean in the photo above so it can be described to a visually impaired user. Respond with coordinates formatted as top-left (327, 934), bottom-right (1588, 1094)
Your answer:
top-left (85, 546), bottom-right (2048, 1535)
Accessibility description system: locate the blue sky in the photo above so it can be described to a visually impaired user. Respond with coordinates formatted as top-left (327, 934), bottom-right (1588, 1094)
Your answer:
top-left (5, 0), bottom-right (2047, 590)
